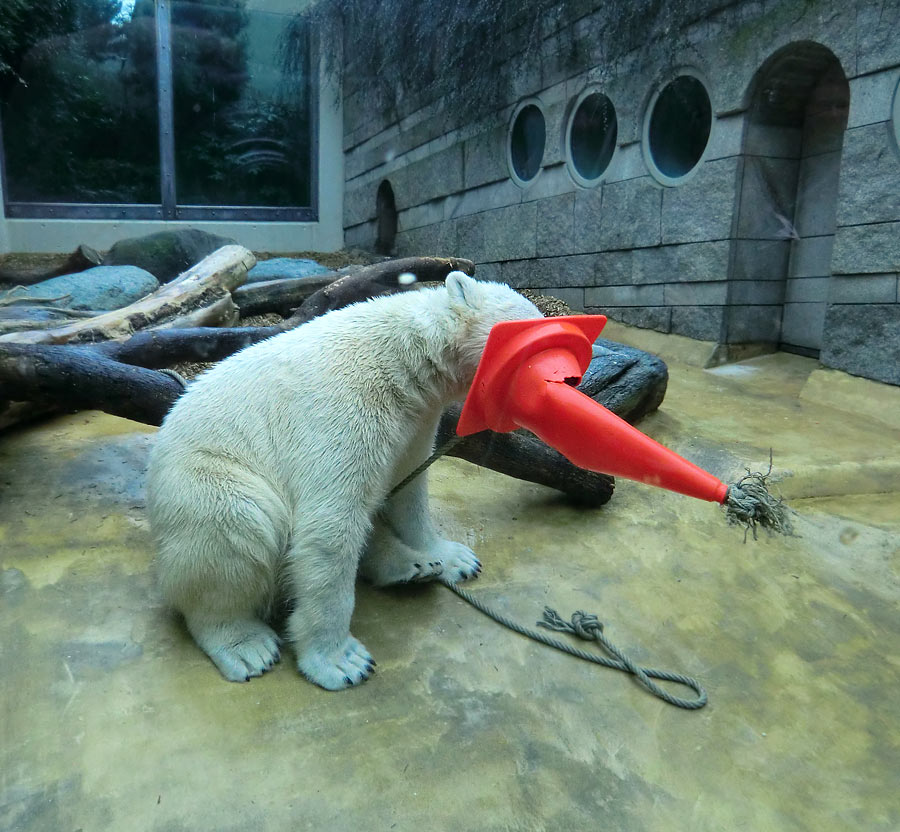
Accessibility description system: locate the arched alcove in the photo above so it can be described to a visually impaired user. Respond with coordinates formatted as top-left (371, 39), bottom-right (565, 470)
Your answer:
top-left (730, 42), bottom-right (850, 357)
top-left (375, 179), bottom-right (398, 255)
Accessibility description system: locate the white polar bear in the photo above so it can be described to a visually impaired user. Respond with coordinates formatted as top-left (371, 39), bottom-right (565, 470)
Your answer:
top-left (146, 272), bottom-right (540, 690)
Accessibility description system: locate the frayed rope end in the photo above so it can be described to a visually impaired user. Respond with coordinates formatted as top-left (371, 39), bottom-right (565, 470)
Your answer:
top-left (723, 453), bottom-right (794, 541)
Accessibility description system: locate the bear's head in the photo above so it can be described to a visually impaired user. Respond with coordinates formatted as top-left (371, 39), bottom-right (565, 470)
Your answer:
top-left (445, 271), bottom-right (542, 378)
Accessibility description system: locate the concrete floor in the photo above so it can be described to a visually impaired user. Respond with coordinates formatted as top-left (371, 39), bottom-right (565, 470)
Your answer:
top-left (1, 327), bottom-right (899, 831)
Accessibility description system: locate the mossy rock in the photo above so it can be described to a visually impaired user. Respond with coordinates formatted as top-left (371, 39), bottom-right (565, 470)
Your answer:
top-left (102, 229), bottom-right (236, 283)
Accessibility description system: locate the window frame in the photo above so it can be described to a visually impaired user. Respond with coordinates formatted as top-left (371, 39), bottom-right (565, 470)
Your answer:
top-left (642, 68), bottom-right (714, 188)
top-left (0, 0), bottom-right (318, 222)
top-left (565, 87), bottom-right (619, 188)
top-left (507, 97), bottom-right (547, 188)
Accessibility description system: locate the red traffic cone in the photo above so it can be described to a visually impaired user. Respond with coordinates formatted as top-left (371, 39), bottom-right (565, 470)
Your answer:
top-left (457, 316), bottom-right (729, 504)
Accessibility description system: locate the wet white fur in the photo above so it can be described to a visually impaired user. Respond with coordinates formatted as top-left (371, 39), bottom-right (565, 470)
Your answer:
top-left (146, 273), bottom-right (540, 689)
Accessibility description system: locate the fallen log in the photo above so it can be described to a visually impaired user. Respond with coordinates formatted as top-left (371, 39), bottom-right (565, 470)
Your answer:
top-left (90, 325), bottom-right (278, 367)
top-left (233, 274), bottom-right (339, 317)
top-left (0, 342), bottom-right (185, 426)
top-left (0, 244), bottom-right (102, 286)
top-left (234, 257), bottom-right (475, 320)
top-left (0, 305), bottom-right (99, 334)
top-left (0, 245), bottom-right (255, 346)
top-left (436, 403), bottom-right (615, 506)
top-left (90, 256), bottom-right (477, 368)
top-left (0, 256), bottom-right (473, 428)
top-left (156, 293), bottom-right (240, 330)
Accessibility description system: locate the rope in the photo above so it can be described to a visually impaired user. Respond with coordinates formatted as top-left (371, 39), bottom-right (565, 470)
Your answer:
top-left (387, 433), bottom-right (467, 496)
top-left (388, 434), bottom-right (709, 710)
top-left (158, 368), bottom-right (189, 390)
top-left (440, 578), bottom-right (708, 709)
top-left (723, 451), bottom-right (794, 541)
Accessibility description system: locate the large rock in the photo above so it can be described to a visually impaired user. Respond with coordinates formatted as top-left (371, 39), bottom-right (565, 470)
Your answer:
top-left (102, 229), bottom-right (236, 283)
top-left (0, 265), bottom-right (158, 312)
top-left (245, 257), bottom-right (332, 284)
top-left (582, 338), bottom-right (669, 423)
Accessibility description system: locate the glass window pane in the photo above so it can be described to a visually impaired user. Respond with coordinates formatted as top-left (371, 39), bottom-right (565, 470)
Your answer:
top-left (570, 92), bottom-right (617, 182)
top-left (509, 103), bottom-right (545, 183)
top-left (648, 75), bottom-right (712, 180)
top-left (0, 1), bottom-right (160, 204)
top-left (171, 0), bottom-right (313, 208)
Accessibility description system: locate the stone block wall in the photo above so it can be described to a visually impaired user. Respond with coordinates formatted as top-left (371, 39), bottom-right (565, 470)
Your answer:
top-left (342, 0), bottom-right (900, 385)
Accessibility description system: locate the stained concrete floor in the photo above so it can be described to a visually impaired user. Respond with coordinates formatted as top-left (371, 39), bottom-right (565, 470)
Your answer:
top-left (2, 329), bottom-right (899, 832)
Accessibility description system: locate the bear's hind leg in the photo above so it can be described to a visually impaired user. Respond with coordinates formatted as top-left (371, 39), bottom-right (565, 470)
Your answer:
top-left (154, 475), bottom-right (286, 683)
top-left (165, 558), bottom-right (283, 682)
top-left (286, 526), bottom-right (375, 691)
top-left (184, 607), bottom-right (282, 683)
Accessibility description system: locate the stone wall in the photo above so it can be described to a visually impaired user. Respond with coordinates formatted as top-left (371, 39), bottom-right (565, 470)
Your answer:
top-left (342, 0), bottom-right (900, 385)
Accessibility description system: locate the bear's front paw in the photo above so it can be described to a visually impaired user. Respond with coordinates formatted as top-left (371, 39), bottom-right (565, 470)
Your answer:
top-left (429, 540), bottom-right (482, 584)
top-left (297, 636), bottom-right (375, 691)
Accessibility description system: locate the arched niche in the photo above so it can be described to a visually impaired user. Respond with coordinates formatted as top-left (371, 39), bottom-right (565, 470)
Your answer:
top-left (729, 42), bottom-right (849, 357)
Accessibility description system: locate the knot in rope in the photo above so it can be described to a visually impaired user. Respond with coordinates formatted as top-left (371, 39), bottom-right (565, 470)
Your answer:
top-left (540, 608), bottom-right (604, 640)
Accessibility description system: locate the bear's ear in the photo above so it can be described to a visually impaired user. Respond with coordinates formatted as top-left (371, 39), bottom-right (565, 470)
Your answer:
top-left (446, 271), bottom-right (480, 309)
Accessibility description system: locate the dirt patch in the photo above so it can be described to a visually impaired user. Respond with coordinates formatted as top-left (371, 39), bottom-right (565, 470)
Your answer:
top-left (518, 289), bottom-right (573, 318)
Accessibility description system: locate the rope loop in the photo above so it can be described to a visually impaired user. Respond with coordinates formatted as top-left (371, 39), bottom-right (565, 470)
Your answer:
top-left (443, 580), bottom-right (708, 710)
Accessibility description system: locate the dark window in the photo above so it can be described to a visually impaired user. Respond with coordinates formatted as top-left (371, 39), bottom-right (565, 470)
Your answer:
top-left (647, 75), bottom-right (712, 181)
top-left (509, 103), bottom-right (545, 183)
top-left (0, 0), bottom-right (315, 220)
top-left (0, 1), bottom-right (160, 206)
top-left (569, 92), bottom-right (617, 182)
top-left (171, 0), bottom-right (312, 209)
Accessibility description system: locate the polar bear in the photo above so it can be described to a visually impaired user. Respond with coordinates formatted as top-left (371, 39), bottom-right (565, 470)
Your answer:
top-left (147, 272), bottom-right (540, 690)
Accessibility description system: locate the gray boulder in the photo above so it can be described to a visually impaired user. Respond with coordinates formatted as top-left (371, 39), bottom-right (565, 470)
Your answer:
top-left (581, 339), bottom-right (669, 424)
top-left (0, 266), bottom-right (159, 312)
top-left (246, 257), bottom-right (332, 284)
top-left (102, 229), bottom-right (236, 283)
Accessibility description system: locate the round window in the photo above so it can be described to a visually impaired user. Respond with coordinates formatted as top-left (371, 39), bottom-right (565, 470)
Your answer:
top-left (644, 73), bottom-right (713, 185)
top-left (567, 91), bottom-right (618, 185)
top-left (509, 102), bottom-right (546, 185)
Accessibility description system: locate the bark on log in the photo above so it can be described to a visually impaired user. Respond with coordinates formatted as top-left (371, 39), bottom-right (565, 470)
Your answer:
top-left (0, 343), bottom-right (185, 426)
top-left (0, 245), bottom-right (255, 345)
top-left (90, 325), bottom-right (277, 368)
top-left (232, 274), bottom-right (339, 317)
top-left (154, 293), bottom-right (240, 330)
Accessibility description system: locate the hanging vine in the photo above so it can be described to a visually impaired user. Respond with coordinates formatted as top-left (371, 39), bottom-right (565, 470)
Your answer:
top-left (284, 0), bottom-right (742, 132)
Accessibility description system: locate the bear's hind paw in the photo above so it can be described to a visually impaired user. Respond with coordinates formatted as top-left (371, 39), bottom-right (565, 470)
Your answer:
top-left (192, 620), bottom-right (282, 683)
